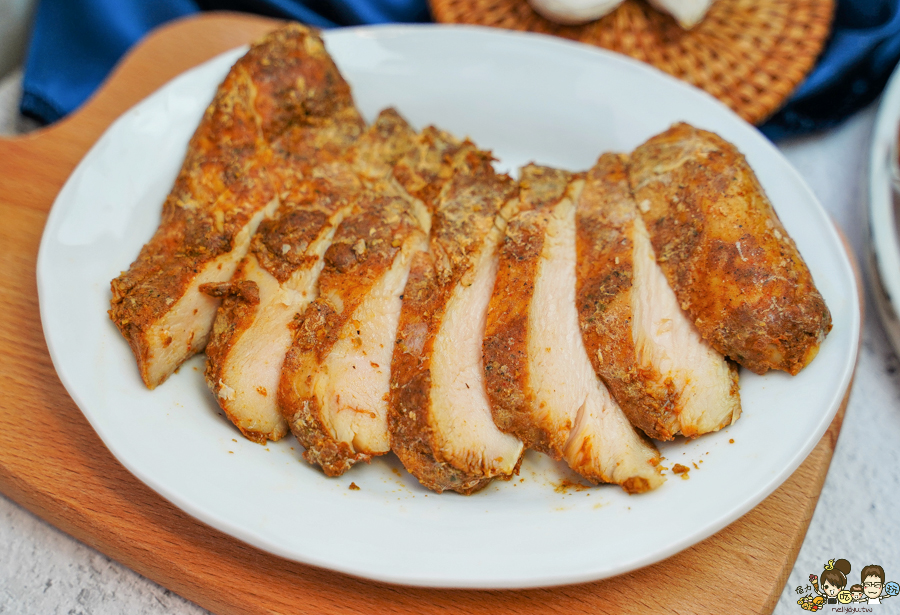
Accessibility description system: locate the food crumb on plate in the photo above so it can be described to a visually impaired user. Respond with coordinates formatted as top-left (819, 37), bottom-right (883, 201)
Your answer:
top-left (672, 463), bottom-right (690, 480)
top-left (554, 478), bottom-right (592, 493)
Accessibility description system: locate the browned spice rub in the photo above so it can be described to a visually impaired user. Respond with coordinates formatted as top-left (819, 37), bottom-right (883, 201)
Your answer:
top-left (109, 24), bottom-right (362, 389)
top-left (391, 126), bottom-right (486, 208)
top-left (484, 164), bottom-right (664, 492)
top-left (629, 123), bottom-right (831, 375)
top-left (389, 253), bottom-right (494, 495)
top-left (483, 165), bottom-right (574, 456)
top-left (247, 183), bottom-right (348, 286)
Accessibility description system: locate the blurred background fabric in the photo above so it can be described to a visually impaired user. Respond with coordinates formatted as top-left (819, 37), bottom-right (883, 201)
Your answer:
top-left (761, 0), bottom-right (900, 139)
top-left (13, 0), bottom-right (900, 139)
top-left (18, 0), bottom-right (431, 124)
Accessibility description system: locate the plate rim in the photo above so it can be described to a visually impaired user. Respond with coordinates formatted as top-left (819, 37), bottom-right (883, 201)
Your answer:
top-left (868, 56), bottom-right (900, 355)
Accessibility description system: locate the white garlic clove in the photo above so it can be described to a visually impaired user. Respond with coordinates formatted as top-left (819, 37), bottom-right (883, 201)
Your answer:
top-left (646, 0), bottom-right (715, 29)
top-left (527, 0), bottom-right (625, 26)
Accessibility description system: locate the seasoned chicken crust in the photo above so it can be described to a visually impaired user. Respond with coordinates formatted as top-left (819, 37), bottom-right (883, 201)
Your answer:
top-left (112, 19), bottom-right (827, 498)
top-left (576, 155), bottom-right (678, 440)
top-left (390, 253), bottom-right (496, 495)
top-left (486, 165), bottom-right (664, 493)
top-left (109, 24), bottom-right (361, 389)
top-left (203, 178), bottom-right (355, 443)
top-left (629, 123), bottom-right (831, 375)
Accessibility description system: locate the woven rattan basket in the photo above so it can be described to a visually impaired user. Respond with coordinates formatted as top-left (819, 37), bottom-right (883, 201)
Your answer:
top-left (429, 0), bottom-right (835, 125)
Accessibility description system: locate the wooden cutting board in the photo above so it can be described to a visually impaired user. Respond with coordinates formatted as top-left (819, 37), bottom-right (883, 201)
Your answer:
top-left (0, 12), bottom-right (859, 615)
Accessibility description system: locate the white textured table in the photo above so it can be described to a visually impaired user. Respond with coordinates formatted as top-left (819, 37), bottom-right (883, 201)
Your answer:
top-left (774, 105), bottom-right (900, 612)
top-left (1, 71), bottom-right (896, 613)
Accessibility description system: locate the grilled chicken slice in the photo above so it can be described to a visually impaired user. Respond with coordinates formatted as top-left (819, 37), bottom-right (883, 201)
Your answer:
top-left (203, 109), bottom-right (417, 444)
top-left (629, 123), bottom-right (832, 375)
top-left (485, 165), bottom-right (663, 493)
top-left (576, 154), bottom-right (740, 441)
top-left (279, 184), bottom-right (427, 475)
top-left (390, 150), bottom-right (524, 495)
top-left (484, 166), bottom-right (576, 455)
top-left (109, 24), bottom-right (363, 388)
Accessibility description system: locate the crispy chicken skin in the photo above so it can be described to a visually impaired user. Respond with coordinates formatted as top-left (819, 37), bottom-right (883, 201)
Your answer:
top-left (279, 185), bottom-right (426, 475)
top-left (629, 123), bottom-right (831, 375)
top-left (203, 110), bottom-right (416, 444)
top-left (390, 141), bottom-right (524, 494)
top-left (577, 154), bottom-right (740, 441)
top-left (109, 24), bottom-right (362, 389)
top-left (486, 165), bottom-right (664, 493)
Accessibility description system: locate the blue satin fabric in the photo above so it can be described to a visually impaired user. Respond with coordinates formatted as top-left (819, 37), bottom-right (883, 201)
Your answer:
top-left (21, 0), bottom-right (198, 123)
top-left (18, 0), bottom-right (900, 140)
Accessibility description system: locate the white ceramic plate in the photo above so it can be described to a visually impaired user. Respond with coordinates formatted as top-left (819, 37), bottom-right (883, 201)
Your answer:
top-left (38, 25), bottom-right (859, 589)
top-left (869, 59), bottom-right (900, 355)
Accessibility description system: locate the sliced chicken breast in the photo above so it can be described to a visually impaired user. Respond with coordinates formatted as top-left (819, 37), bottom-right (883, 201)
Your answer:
top-left (204, 109), bottom-right (418, 444)
top-left (109, 25), bottom-right (364, 388)
top-left (391, 159), bottom-right (524, 494)
top-left (486, 165), bottom-right (663, 493)
top-left (484, 166), bottom-right (576, 456)
top-left (280, 185), bottom-right (427, 475)
top-left (202, 179), bottom-right (355, 443)
top-left (629, 123), bottom-right (831, 375)
top-left (576, 154), bottom-right (740, 441)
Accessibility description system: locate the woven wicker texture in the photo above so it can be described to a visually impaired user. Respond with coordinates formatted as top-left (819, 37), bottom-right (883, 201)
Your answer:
top-left (429, 0), bottom-right (835, 125)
